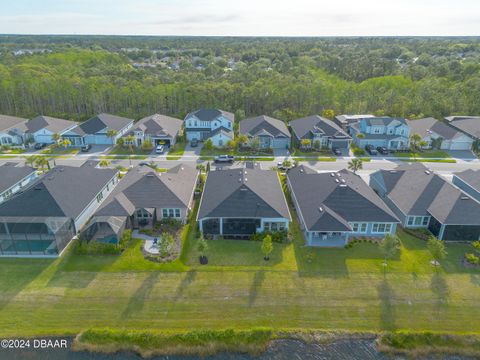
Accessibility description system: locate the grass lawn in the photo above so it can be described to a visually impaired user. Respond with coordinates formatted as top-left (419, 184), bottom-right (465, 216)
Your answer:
top-left (166, 142), bottom-right (185, 160)
top-left (0, 204), bottom-right (479, 337)
top-left (291, 149), bottom-right (332, 157)
top-left (293, 157), bottom-right (336, 162)
top-left (0, 148), bottom-right (26, 154)
top-left (108, 145), bottom-right (152, 156)
top-left (41, 146), bottom-right (79, 155)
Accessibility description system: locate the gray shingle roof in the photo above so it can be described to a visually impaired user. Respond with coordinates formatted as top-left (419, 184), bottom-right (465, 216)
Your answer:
top-left (289, 115), bottom-right (350, 140)
top-left (132, 114), bottom-right (182, 138)
top-left (364, 117), bottom-right (407, 127)
top-left (26, 115), bottom-right (76, 134)
top-left (0, 114), bottom-right (28, 132)
top-left (454, 169), bottom-right (480, 192)
top-left (444, 116), bottom-right (480, 139)
top-left (287, 166), bottom-right (399, 231)
top-left (407, 118), bottom-right (464, 140)
top-left (375, 164), bottom-right (480, 225)
top-left (0, 163), bottom-right (36, 194)
top-left (78, 113), bottom-right (133, 135)
top-left (239, 115), bottom-right (290, 138)
top-left (0, 163), bottom-right (117, 219)
top-left (186, 108), bottom-right (234, 123)
top-left (198, 168), bottom-right (291, 220)
top-left (335, 114), bottom-right (375, 125)
top-left (210, 126), bottom-right (234, 138)
top-left (95, 164), bottom-right (198, 216)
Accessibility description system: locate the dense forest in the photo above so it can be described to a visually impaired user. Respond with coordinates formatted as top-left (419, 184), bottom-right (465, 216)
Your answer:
top-left (0, 36), bottom-right (479, 121)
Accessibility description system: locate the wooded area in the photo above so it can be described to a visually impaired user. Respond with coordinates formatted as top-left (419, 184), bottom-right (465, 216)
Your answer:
top-left (0, 36), bottom-right (479, 121)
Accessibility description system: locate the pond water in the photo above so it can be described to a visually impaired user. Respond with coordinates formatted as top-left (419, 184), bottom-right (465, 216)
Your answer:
top-left (2, 338), bottom-right (474, 360)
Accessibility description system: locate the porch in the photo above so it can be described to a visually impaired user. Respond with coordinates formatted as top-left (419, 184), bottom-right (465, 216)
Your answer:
top-left (308, 232), bottom-right (348, 247)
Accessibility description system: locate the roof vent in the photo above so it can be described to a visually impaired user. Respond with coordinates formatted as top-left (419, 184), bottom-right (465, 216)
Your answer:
top-left (238, 178), bottom-right (242, 182)
top-left (244, 178), bottom-right (248, 182)
top-left (461, 196), bottom-right (470, 200)
top-left (389, 170), bottom-right (397, 173)
top-left (330, 173), bottom-right (335, 177)
top-left (425, 170), bottom-right (431, 175)
top-left (339, 184), bottom-right (347, 188)
top-left (34, 186), bottom-right (42, 190)
top-left (318, 206), bottom-right (323, 212)
top-left (341, 179), bottom-right (346, 183)
top-left (335, 178), bottom-right (340, 183)
top-left (300, 168), bottom-right (304, 173)
top-left (146, 173), bottom-right (155, 177)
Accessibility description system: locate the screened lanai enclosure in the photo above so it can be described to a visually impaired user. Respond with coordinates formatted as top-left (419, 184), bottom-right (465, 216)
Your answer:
top-left (201, 218), bottom-right (262, 239)
top-left (0, 217), bottom-right (75, 255)
top-left (80, 216), bottom-right (129, 244)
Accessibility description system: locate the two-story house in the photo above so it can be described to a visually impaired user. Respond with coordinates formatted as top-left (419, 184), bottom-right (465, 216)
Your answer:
top-left (184, 108), bottom-right (234, 147)
top-left (350, 117), bottom-right (411, 150)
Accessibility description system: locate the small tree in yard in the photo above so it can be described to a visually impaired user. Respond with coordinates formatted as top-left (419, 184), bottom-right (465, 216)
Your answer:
top-left (380, 234), bottom-right (401, 275)
top-left (237, 134), bottom-right (248, 148)
top-left (427, 235), bottom-right (447, 268)
top-left (300, 139), bottom-right (311, 149)
top-left (116, 137), bottom-right (125, 147)
top-left (99, 159), bottom-right (110, 167)
top-left (206, 161), bottom-right (211, 172)
top-left (313, 139), bottom-right (321, 150)
top-left (106, 129), bottom-right (118, 144)
top-left (250, 137), bottom-right (261, 151)
top-left (125, 135), bottom-right (136, 153)
top-left (197, 234), bottom-right (209, 264)
top-left (262, 234), bottom-right (273, 261)
top-left (52, 133), bottom-right (61, 144)
top-left (204, 138), bottom-right (213, 150)
top-left (60, 138), bottom-right (71, 149)
top-left (348, 158), bottom-right (363, 174)
top-left (356, 133), bottom-right (365, 139)
top-left (410, 133), bottom-right (422, 153)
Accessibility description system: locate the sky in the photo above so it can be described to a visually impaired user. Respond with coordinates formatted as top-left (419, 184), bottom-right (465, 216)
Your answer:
top-left (1, 0), bottom-right (480, 36)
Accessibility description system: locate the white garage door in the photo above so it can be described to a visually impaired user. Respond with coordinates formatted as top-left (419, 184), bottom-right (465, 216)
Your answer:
top-left (449, 141), bottom-right (472, 150)
top-left (34, 134), bottom-right (54, 144)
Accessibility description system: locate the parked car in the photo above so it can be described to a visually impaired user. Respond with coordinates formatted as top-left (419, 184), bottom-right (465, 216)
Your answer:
top-left (34, 143), bottom-right (47, 150)
top-left (214, 155), bottom-right (235, 163)
top-left (365, 145), bottom-right (378, 155)
top-left (332, 147), bottom-right (342, 156)
top-left (190, 139), bottom-right (198, 147)
top-left (138, 162), bottom-right (149, 166)
top-left (81, 144), bottom-right (92, 152)
top-left (376, 146), bottom-right (388, 155)
top-left (155, 145), bottom-right (164, 154)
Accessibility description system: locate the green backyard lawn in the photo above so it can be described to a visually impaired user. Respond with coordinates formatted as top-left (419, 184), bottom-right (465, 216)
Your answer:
top-left (394, 150), bottom-right (451, 159)
top-left (0, 209), bottom-right (479, 338)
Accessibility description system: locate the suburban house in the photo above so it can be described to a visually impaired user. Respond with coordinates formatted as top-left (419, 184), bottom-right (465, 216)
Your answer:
top-left (350, 117), bottom-right (411, 150)
top-left (0, 162), bottom-right (119, 256)
top-left (444, 116), bottom-right (480, 150)
top-left (184, 108), bottom-right (234, 147)
top-left (81, 164), bottom-right (199, 244)
top-left (289, 115), bottom-right (351, 152)
top-left (63, 113), bottom-right (134, 146)
top-left (407, 117), bottom-right (474, 150)
top-left (453, 169), bottom-right (480, 203)
top-left (0, 163), bottom-right (37, 204)
top-left (126, 114), bottom-right (183, 148)
top-left (334, 114), bottom-right (375, 131)
top-left (25, 115), bottom-right (77, 144)
top-left (197, 167), bottom-right (291, 239)
top-left (0, 114), bottom-right (28, 146)
top-left (370, 163), bottom-right (480, 241)
top-left (287, 165), bottom-right (399, 247)
top-left (239, 115), bottom-right (291, 149)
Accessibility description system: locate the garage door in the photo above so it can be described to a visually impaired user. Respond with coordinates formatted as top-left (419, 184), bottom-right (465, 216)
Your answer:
top-left (449, 141), bottom-right (472, 150)
top-left (272, 138), bottom-right (290, 149)
top-left (330, 139), bottom-right (349, 149)
top-left (34, 134), bottom-right (54, 144)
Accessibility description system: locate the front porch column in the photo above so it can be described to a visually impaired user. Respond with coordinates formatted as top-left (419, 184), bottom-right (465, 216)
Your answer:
top-left (219, 218), bottom-right (223, 235)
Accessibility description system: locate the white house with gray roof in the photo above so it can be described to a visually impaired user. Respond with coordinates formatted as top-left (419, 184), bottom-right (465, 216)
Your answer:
top-left (0, 163), bottom-right (37, 204)
top-left (370, 163), bottom-right (480, 241)
top-left (0, 114), bottom-right (28, 146)
top-left (407, 117), bottom-right (473, 151)
top-left (197, 168), bottom-right (291, 239)
top-left (289, 115), bottom-right (351, 151)
top-left (287, 165), bottom-right (399, 247)
top-left (444, 116), bottom-right (480, 150)
top-left (62, 113), bottom-right (134, 146)
top-left (25, 115), bottom-right (78, 144)
top-left (350, 117), bottom-right (410, 150)
top-left (239, 115), bottom-right (291, 149)
top-left (184, 108), bottom-right (234, 147)
top-left (125, 113), bottom-right (183, 148)
top-left (0, 162), bottom-right (119, 256)
top-left (82, 164), bottom-right (199, 244)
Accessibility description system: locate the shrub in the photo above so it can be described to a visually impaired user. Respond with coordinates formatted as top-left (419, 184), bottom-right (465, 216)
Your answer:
top-left (251, 230), bottom-right (287, 243)
top-left (76, 240), bottom-right (121, 255)
top-left (352, 147), bottom-right (365, 156)
top-left (465, 253), bottom-right (480, 265)
top-left (472, 241), bottom-right (480, 251)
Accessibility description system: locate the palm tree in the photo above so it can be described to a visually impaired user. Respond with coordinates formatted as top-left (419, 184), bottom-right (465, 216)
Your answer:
top-left (99, 159), bottom-right (110, 168)
top-left (237, 134), bottom-right (248, 148)
top-left (348, 158), bottom-right (363, 174)
top-left (52, 133), bottom-right (61, 145)
top-left (35, 156), bottom-right (50, 173)
top-left (125, 135), bottom-right (135, 153)
top-left (106, 129), bottom-right (118, 145)
top-left (409, 133), bottom-right (422, 153)
top-left (25, 155), bottom-right (37, 168)
top-left (60, 138), bottom-right (71, 149)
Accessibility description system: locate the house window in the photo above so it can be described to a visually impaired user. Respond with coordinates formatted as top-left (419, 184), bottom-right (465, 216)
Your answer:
top-left (414, 217), bottom-right (422, 226)
top-left (162, 208), bottom-right (181, 218)
top-left (374, 128), bottom-right (381, 134)
top-left (194, 121), bottom-right (197, 126)
top-left (407, 216), bottom-right (414, 226)
top-left (372, 223), bottom-right (391, 233)
top-left (264, 222), bottom-right (285, 231)
top-left (351, 223), bottom-right (367, 233)
top-left (422, 217), bottom-right (429, 226)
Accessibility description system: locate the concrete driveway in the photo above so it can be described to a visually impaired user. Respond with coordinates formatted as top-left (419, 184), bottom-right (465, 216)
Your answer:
top-left (446, 150), bottom-right (478, 160)
top-left (183, 142), bottom-right (203, 157)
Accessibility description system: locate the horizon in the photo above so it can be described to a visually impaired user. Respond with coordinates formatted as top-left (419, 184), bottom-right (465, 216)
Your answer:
top-left (1, 0), bottom-right (480, 37)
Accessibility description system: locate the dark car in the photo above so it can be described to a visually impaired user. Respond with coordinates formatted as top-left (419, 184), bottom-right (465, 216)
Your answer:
top-left (332, 147), bottom-right (342, 156)
top-left (190, 139), bottom-right (198, 147)
top-left (376, 146), bottom-right (388, 155)
top-left (81, 144), bottom-right (92, 152)
top-left (365, 144), bottom-right (378, 155)
top-left (34, 143), bottom-right (47, 150)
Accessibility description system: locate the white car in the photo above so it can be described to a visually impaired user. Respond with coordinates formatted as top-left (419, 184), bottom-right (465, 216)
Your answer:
top-left (155, 145), bottom-right (164, 154)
